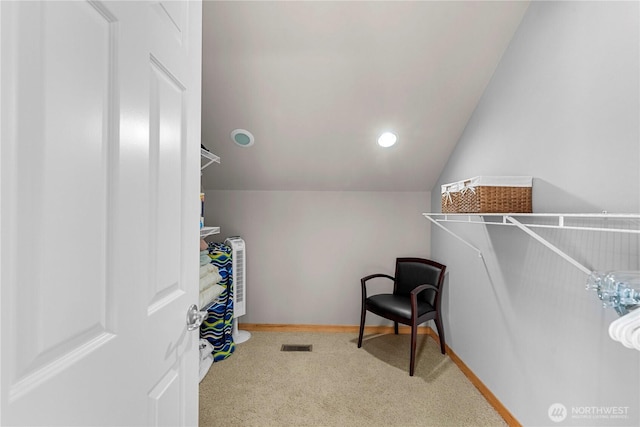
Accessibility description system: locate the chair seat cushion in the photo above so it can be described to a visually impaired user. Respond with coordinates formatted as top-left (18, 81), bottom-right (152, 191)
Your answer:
top-left (366, 294), bottom-right (435, 320)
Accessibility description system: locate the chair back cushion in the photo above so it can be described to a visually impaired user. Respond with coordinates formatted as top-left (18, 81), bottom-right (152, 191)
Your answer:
top-left (395, 259), bottom-right (444, 306)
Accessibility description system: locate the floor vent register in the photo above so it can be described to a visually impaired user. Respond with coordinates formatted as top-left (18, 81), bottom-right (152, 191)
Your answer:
top-left (280, 344), bottom-right (313, 352)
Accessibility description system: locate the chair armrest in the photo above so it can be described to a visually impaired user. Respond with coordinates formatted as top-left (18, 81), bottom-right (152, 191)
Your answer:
top-left (410, 284), bottom-right (439, 298)
top-left (410, 284), bottom-right (439, 319)
top-left (361, 273), bottom-right (395, 284)
top-left (360, 274), bottom-right (395, 299)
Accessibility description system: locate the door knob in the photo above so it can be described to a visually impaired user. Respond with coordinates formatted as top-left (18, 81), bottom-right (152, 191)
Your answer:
top-left (186, 304), bottom-right (206, 331)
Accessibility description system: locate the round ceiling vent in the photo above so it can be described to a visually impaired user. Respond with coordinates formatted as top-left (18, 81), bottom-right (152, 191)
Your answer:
top-left (231, 129), bottom-right (255, 147)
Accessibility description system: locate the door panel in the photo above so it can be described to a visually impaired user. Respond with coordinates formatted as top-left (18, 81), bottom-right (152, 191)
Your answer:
top-left (148, 57), bottom-right (185, 312)
top-left (6, 0), bottom-right (117, 403)
top-left (33, 0), bottom-right (114, 374)
top-left (145, 2), bottom-right (199, 425)
top-left (152, 1), bottom-right (186, 44)
top-left (147, 368), bottom-right (181, 427)
top-left (0, 1), bottom-right (202, 425)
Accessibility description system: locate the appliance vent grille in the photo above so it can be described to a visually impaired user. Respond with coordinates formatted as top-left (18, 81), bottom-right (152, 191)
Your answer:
top-left (224, 237), bottom-right (246, 318)
top-left (235, 247), bottom-right (244, 303)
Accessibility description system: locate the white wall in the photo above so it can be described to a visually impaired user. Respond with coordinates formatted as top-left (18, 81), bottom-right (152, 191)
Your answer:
top-left (431, 2), bottom-right (640, 426)
top-left (204, 190), bottom-right (431, 325)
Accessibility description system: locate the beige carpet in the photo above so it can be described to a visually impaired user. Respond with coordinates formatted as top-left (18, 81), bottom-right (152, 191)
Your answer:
top-left (199, 331), bottom-right (507, 427)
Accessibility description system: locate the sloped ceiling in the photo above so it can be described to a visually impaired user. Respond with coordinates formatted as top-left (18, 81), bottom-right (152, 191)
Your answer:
top-left (201, 1), bottom-right (529, 191)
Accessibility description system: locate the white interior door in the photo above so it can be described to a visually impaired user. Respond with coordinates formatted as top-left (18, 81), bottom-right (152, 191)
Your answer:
top-left (0, 1), bottom-right (202, 425)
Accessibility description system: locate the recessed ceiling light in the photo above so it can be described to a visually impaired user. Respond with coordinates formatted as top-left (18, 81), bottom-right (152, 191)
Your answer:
top-left (231, 129), bottom-right (255, 147)
top-left (378, 131), bottom-right (397, 147)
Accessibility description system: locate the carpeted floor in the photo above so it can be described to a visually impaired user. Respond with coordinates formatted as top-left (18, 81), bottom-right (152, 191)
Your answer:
top-left (199, 331), bottom-right (507, 427)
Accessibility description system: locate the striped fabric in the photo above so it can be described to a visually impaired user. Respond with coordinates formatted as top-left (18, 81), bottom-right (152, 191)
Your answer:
top-left (200, 242), bottom-right (235, 362)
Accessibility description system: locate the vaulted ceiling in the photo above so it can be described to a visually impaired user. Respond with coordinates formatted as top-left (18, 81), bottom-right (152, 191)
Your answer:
top-left (201, 1), bottom-right (529, 191)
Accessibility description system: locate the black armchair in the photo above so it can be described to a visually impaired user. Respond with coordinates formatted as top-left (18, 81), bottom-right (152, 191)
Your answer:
top-left (357, 257), bottom-right (447, 376)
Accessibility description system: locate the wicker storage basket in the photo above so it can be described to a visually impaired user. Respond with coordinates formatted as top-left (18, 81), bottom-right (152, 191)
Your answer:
top-left (441, 182), bottom-right (461, 213)
top-left (441, 176), bottom-right (532, 213)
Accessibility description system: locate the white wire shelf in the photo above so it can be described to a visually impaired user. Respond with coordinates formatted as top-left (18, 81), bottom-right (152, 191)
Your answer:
top-left (200, 149), bottom-right (219, 236)
top-left (200, 226), bottom-right (220, 238)
top-left (423, 213), bottom-right (640, 234)
top-left (200, 291), bottom-right (224, 311)
top-left (424, 212), bottom-right (640, 352)
top-left (200, 148), bottom-right (220, 170)
top-left (423, 213), bottom-right (640, 275)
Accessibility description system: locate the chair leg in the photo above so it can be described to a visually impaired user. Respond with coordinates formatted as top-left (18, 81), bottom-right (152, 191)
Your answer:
top-left (409, 321), bottom-right (417, 376)
top-left (358, 305), bottom-right (366, 348)
top-left (394, 321), bottom-right (398, 335)
top-left (434, 315), bottom-right (446, 355)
